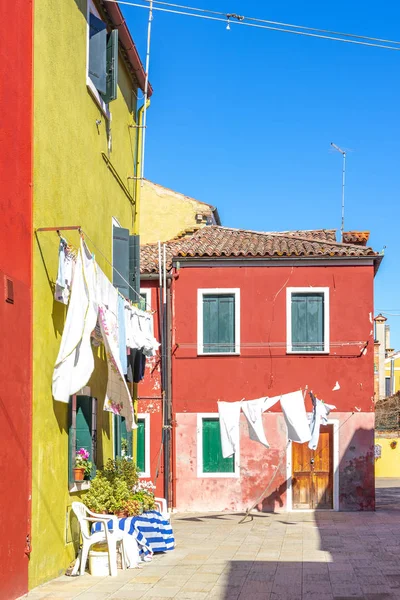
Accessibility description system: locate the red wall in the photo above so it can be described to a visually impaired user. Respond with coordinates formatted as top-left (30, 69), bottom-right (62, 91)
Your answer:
top-left (0, 0), bottom-right (33, 596)
top-left (172, 264), bottom-right (375, 414)
top-left (137, 284), bottom-right (164, 498)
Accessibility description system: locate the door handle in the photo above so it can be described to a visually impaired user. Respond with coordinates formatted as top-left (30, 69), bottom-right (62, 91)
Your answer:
top-left (310, 458), bottom-right (315, 465)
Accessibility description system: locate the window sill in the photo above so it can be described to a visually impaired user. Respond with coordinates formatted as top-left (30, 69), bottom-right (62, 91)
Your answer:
top-left (86, 78), bottom-right (110, 120)
top-left (198, 472), bottom-right (240, 479)
top-left (69, 481), bottom-right (91, 493)
top-left (197, 351), bottom-right (241, 357)
top-left (286, 349), bottom-right (329, 355)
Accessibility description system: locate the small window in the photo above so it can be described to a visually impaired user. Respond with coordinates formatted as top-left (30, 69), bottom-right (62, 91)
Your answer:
top-left (69, 395), bottom-right (97, 486)
top-left (287, 288), bottom-right (329, 353)
top-left (385, 377), bottom-right (392, 398)
top-left (197, 289), bottom-right (240, 355)
top-left (114, 416), bottom-right (133, 458)
top-left (87, 2), bottom-right (118, 107)
top-left (139, 289), bottom-right (151, 312)
top-left (197, 415), bottom-right (239, 478)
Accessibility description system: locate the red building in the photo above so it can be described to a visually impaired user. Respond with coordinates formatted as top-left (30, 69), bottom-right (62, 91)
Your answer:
top-left (0, 0), bottom-right (33, 596)
top-left (140, 226), bottom-right (382, 512)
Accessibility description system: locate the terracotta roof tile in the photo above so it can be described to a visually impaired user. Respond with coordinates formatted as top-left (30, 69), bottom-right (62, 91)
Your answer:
top-left (140, 226), bottom-right (379, 273)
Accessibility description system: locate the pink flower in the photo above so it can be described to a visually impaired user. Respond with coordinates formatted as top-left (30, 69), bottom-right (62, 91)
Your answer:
top-left (77, 448), bottom-right (89, 460)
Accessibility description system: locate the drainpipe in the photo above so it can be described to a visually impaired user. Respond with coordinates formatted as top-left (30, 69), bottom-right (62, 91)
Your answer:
top-left (133, 99), bottom-right (150, 235)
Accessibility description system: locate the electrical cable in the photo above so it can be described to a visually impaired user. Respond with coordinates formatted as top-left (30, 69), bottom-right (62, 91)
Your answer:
top-left (104, 0), bottom-right (400, 51)
top-left (138, 0), bottom-right (400, 47)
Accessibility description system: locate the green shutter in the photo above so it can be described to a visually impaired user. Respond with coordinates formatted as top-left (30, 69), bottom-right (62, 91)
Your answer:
top-left (102, 29), bottom-right (118, 103)
top-left (292, 293), bottom-right (324, 351)
top-left (136, 419), bottom-right (146, 473)
top-left (203, 295), bottom-right (235, 353)
top-left (202, 419), bottom-right (235, 473)
top-left (113, 226), bottom-right (130, 296)
top-left (129, 234), bottom-right (140, 302)
top-left (88, 13), bottom-right (107, 94)
top-left (69, 396), bottom-right (96, 483)
top-left (114, 416), bottom-right (133, 458)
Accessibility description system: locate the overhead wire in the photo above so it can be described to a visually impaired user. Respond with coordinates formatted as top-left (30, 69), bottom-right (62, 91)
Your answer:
top-left (104, 0), bottom-right (400, 51)
top-left (138, 0), bottom-right (400, 47)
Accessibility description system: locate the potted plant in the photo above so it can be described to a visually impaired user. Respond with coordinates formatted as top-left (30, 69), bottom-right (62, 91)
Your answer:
top-left (83, 458), bottom-right (140, 515)
top-left (73, 448), bottom-right (92, 481)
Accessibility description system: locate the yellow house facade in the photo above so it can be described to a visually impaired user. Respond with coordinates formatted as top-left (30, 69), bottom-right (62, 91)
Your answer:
top-left (31, 0), bottom-right (150, 588)
top-left (140, 180), bottom-right (221, 244)
top-left (384, 351), bottom-right (400, 397)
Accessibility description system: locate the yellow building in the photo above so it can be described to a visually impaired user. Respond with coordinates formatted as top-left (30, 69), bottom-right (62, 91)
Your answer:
top-left (140, 179), bottom-right (221, 244)
top-left (385, 351), bottom-right (400, 397)
top-left (31, 0), bottom-right (150, 588)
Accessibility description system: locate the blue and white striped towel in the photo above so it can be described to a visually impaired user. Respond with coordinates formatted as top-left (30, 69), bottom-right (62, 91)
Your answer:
top-left (92, 510), bottom-right (175, 557)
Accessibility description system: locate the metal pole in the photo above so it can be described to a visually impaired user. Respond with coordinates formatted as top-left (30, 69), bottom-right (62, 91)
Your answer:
top-left (341, 151), bottom-right (346, 242)
top-left (330, 142), bottom-right (346, 242)
top-left (141, 0), bottom-right (153, 185)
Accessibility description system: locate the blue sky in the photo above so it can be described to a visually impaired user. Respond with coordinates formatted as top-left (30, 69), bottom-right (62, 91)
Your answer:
top-left (124, 0), bottom-right (400, 347)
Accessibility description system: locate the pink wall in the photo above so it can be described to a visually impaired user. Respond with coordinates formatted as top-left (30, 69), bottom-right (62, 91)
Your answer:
top-left (0, 0), bottom-right (33, 595)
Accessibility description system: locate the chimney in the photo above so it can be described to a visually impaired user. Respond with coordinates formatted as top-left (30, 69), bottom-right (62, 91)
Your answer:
top-left (375, 314), bottom-right (387, 399)
top-left (385, 325), bottom-right (390, 353)
top-left (342, 231), bottom-right (370, 246)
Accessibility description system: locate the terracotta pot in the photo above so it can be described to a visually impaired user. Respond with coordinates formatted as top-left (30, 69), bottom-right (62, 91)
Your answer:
top-left (115, 510), bottom-right (128, 518)
top-left (73, 467), bottom-right (85, 481)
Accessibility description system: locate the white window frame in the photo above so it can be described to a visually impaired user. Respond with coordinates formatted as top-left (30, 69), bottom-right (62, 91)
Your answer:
top-left (196, 413), bottom-right (240, 478)
top-left (137, 413), bottom-right (151, 478)
top-left (197, 288), bottom-right (240, 356)
top-left (140, 288), bottom-right (151, 312)
top-left (86, 0), bottom-right (111, 119)
top-left (286, 287), bottom-right (330, 354)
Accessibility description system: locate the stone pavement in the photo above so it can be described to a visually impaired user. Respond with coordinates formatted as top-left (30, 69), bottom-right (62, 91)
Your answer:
top-left (21, 479), bottom-right (400, 600)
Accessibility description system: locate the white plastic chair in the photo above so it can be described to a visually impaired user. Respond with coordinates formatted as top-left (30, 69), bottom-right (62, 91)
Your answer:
top-left (154, 497), bottom-right (170, 521)
top-left (71, 502), bottom-right (126, 577)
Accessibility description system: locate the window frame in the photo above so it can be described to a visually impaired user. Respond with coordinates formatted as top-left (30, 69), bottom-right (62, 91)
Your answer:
top-left (139, 288), bottom-right (151, 312)
top-left (68, 392), bottom-right (97, 493)
top-left (197, 288), bottom-right (240, 356)
top-left (286, 287), bottom-right (330, 354)
top-left (137, 413), bottom-right (151, 478)
top-left (196, 413), bottom-right (240, 479)
top-left (86, 0), bottom-right (111, 119)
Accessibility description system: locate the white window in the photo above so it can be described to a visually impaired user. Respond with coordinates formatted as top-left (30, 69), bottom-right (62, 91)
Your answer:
top-left (86, 0), bottom-right (118, 117)
top-left (197, 414), bottom-right (240, 478)
top-left (286, 287), bottom-right (330, 353)
top-left (197, 288), bottom-right (240, 355)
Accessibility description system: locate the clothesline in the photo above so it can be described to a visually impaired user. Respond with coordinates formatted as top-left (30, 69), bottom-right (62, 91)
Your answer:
top-left (36, 224), bottom-right (154, 312)
top-left (79, 228), bottom-right (155, 314)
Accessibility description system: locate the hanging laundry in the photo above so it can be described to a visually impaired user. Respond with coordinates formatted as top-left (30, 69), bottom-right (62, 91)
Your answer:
top-left (97, 267), bottom-right (136, 431)
top-left (308, 395), bottom-right (336, 450)
top-left (54, 237), bottom-right (75, 304)
top-left (126, 348), bottom-right (146, 384)
top-left (117, 295), bottom-right (127, 375)
top-left (280, 390), bottom-right (311, 444)
top-left (52, 240), bottom-right (98, 403)
top-left (217, 400), bottom-right (242, 459)
top-left (241, 397), bottom-right (277, 448)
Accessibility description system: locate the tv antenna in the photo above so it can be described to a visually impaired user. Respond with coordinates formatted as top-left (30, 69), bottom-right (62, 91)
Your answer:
top-left (330, 142), bottom-right (346, 242)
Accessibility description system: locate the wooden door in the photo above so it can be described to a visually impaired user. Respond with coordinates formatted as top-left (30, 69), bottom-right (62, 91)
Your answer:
top-left (292, 424), bottom-right (333, 509)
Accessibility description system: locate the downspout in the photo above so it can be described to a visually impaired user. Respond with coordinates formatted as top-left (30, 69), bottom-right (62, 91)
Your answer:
top-left (165, 278), bottom-right (173, 508)
top-left (133, 99), bottom-right (150, 235)
top-left (131, 99), bottom-right (150, 462)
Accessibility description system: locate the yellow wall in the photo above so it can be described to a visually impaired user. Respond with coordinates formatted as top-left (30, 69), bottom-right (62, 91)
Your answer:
top-left (384, 355), bottom-right (400, 394)
top-left (140, 180), bottom-right (216, 243)
top-left (31, 0), bottom-right (139, 587)
top-left (375, 437), bottom-right (400, 477)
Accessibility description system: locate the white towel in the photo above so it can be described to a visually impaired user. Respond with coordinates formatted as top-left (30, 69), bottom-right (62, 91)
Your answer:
top-left (280, 390), bottom-right (312, 443)
top-left (241, 396), bottom-right (280, 448)
top-left (52, 241), bottom-right (98, 402)
top-left (217, 400), bottom-right (242, 458)
top-left (308, 399), bottom-right (335, 450)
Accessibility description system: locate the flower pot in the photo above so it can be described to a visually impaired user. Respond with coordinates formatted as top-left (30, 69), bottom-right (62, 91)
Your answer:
top-left (73, 467), bottom-right (85, 481)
